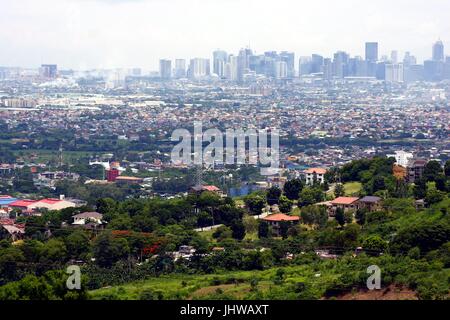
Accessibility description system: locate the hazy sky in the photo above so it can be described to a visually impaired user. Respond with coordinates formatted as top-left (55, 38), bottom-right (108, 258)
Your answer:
top-left (0, 0), bottom-right (449, 70)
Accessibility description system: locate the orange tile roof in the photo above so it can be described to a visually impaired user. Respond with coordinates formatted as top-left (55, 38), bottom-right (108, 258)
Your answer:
top-left (331, 197), bottom-right (359, 205)
top-left (304, 168), bottom-right (327, 174)
top-left (263, 213), bottom-right (300, 222)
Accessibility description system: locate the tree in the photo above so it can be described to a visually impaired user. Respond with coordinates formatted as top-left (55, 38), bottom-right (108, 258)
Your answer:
top-left (335, 208), bottom-right (346, 227)
top-left (279, 221), bottom-right (290, 239)
top-left (413, 178), bottom-right (427, 199)
top-left (93, 232), bottom-right (130, 268)
top-left (425, 189), bottom-right (445, 206)
top-left (434, 175), bottom-right (448, 192)
top-left (243, 215), bottom-right (258, 234)
top-left (445, 160), bottom-right (450, 177)
top-left (266, 186), bottom-right (282, 206)
top-left (423, 160), bottom-right (442, 182)
top-left (362, 235), bottom-right (388, 256)
top-left (258, 221), bottom-right (270, 239)
top-left (65, 231), bottom-right (90, 260)
top-left (299, 187), bottom-right (324, 207)
top-left (244, 194), bottom-right (266, 216)
top-left (197, 211), bottom-right (213, 228)
top-left (230, 220), bottom-right (246, 241)
top-left (283, 179), bottom-right (304, 200)
top-left (278, 196), bottom-right (293, 214)
top-left (212, 226), bottom-right (232, 241)
top-left (300, 205), bottom-right (328, 228)
top-left (355, 208), bottom-right (368, 225)
top-left (334, 184), bottom-right (345, 198)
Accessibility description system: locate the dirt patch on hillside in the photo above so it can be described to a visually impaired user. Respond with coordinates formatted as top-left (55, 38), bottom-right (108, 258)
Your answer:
top-left (333, 285), bottom-right (417, 300)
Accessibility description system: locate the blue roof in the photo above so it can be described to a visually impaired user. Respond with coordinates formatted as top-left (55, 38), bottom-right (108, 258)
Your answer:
top-left (0, 197), bottom-right (17, 206)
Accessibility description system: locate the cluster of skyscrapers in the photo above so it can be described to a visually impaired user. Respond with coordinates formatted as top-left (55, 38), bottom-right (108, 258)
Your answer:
top-left (159, 40), bottom-right (450, 83)
top-left (160, 48), bottom-right (295, 83)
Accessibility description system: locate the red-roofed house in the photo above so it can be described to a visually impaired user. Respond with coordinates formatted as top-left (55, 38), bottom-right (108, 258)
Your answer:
top-left (330, 197), bottom-right (360, 215)
top-left (263, 213), bottom-right (300, 236)
top-left (9, 200), bottom-right (38, 211)
top-left (304, 168), bottom-right (327, 185)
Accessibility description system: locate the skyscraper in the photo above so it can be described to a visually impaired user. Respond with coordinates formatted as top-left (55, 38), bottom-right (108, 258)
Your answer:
top-left (159, 59), bottom-right (172, 80)
top-left (188, 58), bottom-right (210, 79)
top-left (365, 42), bottom-right (378, 62)
top-left (213, 50), bottom-right (228, 78)
top-left (280, 51), bottom-right (295, 78)
top-left (385, 63), bottom-right (404, 83)
top-left (40, 64), bottom-right (58, 78)
top-left (311, 54), bottom-right (324, 73)
top-left (174, 59), bottom-right (186, 78)
top-left (274, 61), bottom-right (288, 79)
top-left (432, 40), bottom-right (444, 61)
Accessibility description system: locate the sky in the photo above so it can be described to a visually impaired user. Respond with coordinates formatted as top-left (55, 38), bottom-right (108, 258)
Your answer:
top-left (0, 0), bottom-right (449, 70)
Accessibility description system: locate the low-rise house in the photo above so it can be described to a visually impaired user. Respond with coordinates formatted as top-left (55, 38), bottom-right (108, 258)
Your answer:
top-left (359, 196), bottom-right (382, 212)
top-left (0, 196), bottom-right (18, 208)
top-left (0, 220), bottom-right (25, 241)
top-left (262, 213), bottom-right (300, 236)
top-left (115, 176), bottom-right (144, 184)
top-left (329, 197), bottom-right (360, 215)
top-left (189, 185), bottom-right (226, 197)
top-left (304, 168), bottom-right (327, 185)
top-left (72, 212), bottom-right (103, 225)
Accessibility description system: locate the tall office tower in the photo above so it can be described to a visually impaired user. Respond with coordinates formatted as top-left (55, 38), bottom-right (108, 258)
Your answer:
top-left (365, 42), bottom-right (379, 62)
top-left (405, 64), bottom-right (424, 82)
top-left (226, 55), bottom-right (239, 81)
top-left (237, 48), bottom-right (253, 82)
top-left (311, 54), bottom-right (324, 73)
top-left (213, 50), bottom-right (228, 78)
top-left (174, 59), bottom-right (186, 78)
top-left (391, 50), bottom-right (398, 64)
top-left (298, 57), bottom-right (312, 76)
top-left (40, 64), bottom-right (58, 78)
top-left (322, 58), bottom-right (333, 80)
top-left (188, 58), bottom-right (210, 79)
top-left (424, 59), bottom-right (444, 81)
top-left (385, 63), bottom-right (404, 83)
top-left (348, 57), bottom-right (367, 77)
top-left (159, 59), bottom-right (172, 79)
top-left (249, 55), bottom-right (264, 74)
top-left (432, 40), bottom-right (445, 61)
top-left (264, 51), bottom-right (278, 77)
top-left (280, 51), bottom-right (295, 78)
top-left (274, 61), bottom-right (288, 79)
top-left (332, 51), bottom-right (349, 78)
top-left (403, 52), bottom-right (417, 67)
top-left (444, 56), bottom-right (450, 79)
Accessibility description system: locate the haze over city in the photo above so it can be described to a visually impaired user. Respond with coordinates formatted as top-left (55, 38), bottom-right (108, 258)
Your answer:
top-left (1, 0), bottom-right (449, 70)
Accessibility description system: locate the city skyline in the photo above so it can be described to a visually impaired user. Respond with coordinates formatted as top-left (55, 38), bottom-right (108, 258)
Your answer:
top-left (1, 0), bottom-right (450, 70)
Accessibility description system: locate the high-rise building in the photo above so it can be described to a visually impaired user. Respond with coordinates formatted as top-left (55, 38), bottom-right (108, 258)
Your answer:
top-left (280, 51), bottom-right (295, 78)
top-left (174, 59), bottom-right (186, 78)
top-left (311, 54), bottom-right (324, 73)
top-left (365, 42), bottom-right (378, 62)
top-left (40, 64), bottom-right (58, 78)
top-left (274, 61), bottom-right (288, 79)
top-left (333, 51), bottom-right (349, 78)
top-left (237, 48), bottom-right (253, 82)
top-left (432, 40), bottom-right (445, 61)
top-left (213, 50), bottom-right (227, 78)
top-left (445, 56), bottom-right (450, 80)
top-left (385, 63), bottom-right (404, 83)
top-left (391, 50), bottom-right (398, 64)
top-left (188, 58), bottom-right (210, 79)
top-left (226, 55), bottom-right (239, 81)
top-left (323, 58), bottom-right (333, 81)
top-left (298, 57), bottom-right (312, 76)
top-left (159, 59), bottom-right (172, 79)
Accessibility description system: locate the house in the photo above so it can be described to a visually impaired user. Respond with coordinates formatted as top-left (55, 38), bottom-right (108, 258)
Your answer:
top-left (9, 199), bottom-right (39, 212)
top-left (0, 196), bottom-right (18, 208)
top-left (329, 197), bottom-right (360, 215)
top-left (359, 196), bottom-right (382, 212)
top-left (304, 168), bottom-right (327, 185)
top-left (406, 159), bottom-right (427, 183)
top-left (0, 220), bottom-right (25, 241)
top-left (189, 185), bottom-right (225, 197)
top-left (115, 176), bottom-right (144, 184)
top-left (262, 213), bottom-right (300, 236)
top-left (72, 212), bottom-right (103, 225)
top-left (32, 198), bottom-right (78, 211)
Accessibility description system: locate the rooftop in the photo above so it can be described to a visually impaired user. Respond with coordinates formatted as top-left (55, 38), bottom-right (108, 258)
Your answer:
top-left (263, 213), bottom-right (300, 222)
top-left (331, 197), bottom-right (360, 205)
